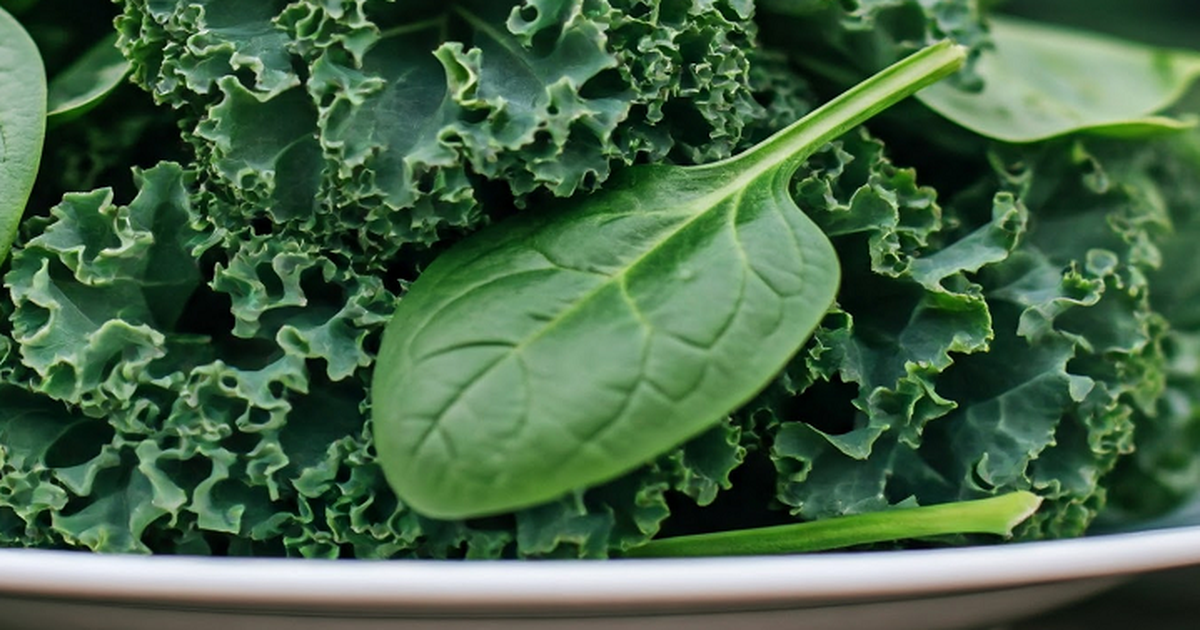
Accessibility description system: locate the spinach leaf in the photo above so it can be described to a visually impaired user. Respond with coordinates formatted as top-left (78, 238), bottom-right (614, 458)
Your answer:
top-left (47, 32), bottom-right (130, 123)
top-left (918, 16), bottom-right (1200, 143)
top-left (371, 42), bottom-right (966, 519)
top-left (1002, 0), bottom-right (1199, 50)
top-left (0, 6), bottom-right (46, 264)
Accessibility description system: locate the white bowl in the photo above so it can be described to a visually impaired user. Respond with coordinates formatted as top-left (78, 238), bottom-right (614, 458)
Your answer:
top-left (2, 525), bottom-right (1200, 630)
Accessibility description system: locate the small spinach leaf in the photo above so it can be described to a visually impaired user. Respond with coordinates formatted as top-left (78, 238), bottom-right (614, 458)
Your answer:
top-left (46, 32), bottom-right (130, 123)
top-left (0, 6), bottom-right (46, 265)
top-left (918, 16), bottom-right (1200, 143)
top-left (371, 42), bottom-right (965, 519)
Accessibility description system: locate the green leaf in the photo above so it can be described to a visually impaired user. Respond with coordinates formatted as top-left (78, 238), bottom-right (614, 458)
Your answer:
top-left (757, 0), bottom-right (991, 90)
top-left (918, 16), bottom-right (1200, 143)
top-left (50, 441), bottom-right (187, 554)
top-left (623, 491), bottom-right (1042, 557)
top-left (765, 136), bottom-right (1173, 541)
top-left (46, 32), bottom-right (131, 123)
top-left (0, 5), bottom-right (46, 264)
top-left (5, 163), bottom-right (201, 413)
top-left (124, 0), bottom-right (811, 272)
top-left (371, 42), bottom-right (965, 520)
top-left (0, 385), bottom-right (84, 525)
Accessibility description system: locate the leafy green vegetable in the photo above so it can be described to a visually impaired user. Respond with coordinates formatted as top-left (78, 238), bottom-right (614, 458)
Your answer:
top-left (746, 130), bottom-right (1181, 541)
top-left (1099, 126), bottom-right (1200, 525)
top-left (1002, 0), bottom-right (1199, 51)
top-left (917, 17), bottom-right (1200, 143)
top-left (0, 5), bottom-right (46, 264)
top-left (372, 42), bottom-right (966, 520)
top-left (758, 0), bottom-right (992, 86)
top-left (2, 0), bottom-right (169, 215)
top-left (0, 0), bottom-right (814, 559)
top-left (46, 32), bottom-right (130, 123)
top-left (0, 0), bottom-right (1198, 561)
top-left (116, 0), bottom-right (809, 272)
top-left (623, 491), bottom-right (1041, 557)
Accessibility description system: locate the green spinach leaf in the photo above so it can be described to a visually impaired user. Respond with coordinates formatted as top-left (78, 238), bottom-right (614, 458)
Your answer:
top-left (371, 42), bottom-right (966, 519)
top-left (918, 16), bottom-right (1200, 143)
top-left (0, 6), bottom-right (46, 264)
top-left (47, 32), bottom-right (130, 123)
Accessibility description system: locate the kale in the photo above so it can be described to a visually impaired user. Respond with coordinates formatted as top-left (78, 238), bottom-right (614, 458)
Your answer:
top-left (0, 0), bottom-right (1198, 558)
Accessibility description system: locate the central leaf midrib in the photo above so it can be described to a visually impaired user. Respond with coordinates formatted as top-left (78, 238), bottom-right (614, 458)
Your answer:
top-left (455, 174), bottom-right (760, 352)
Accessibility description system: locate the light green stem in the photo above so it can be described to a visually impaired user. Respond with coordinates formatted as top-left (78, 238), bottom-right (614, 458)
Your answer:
top-left (622, 491), bottom-right (1043, 558)
top-left (710, 40), bottom-right (966, 183)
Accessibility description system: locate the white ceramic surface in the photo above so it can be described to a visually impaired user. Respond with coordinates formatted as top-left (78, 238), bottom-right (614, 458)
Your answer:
top-left (1, 526), bottom-right (1199, 630)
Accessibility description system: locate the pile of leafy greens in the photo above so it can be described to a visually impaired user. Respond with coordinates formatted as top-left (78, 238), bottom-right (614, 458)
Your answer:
top-left (0, 0), bottom-right (1198, 559)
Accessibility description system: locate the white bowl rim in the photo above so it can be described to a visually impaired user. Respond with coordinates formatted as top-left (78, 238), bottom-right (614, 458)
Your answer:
top-left (1, 525), bottom-right (1198, 614)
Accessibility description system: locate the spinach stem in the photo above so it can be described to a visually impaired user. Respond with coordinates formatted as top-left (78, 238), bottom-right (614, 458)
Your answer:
top-left (621, 491), bottom-right (1043, 558)
top-left (712, 41), bottom-right (966, 183)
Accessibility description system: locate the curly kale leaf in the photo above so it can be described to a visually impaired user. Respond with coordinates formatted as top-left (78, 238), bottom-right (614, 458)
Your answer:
top-left (758, 0), bottom-right (990, 85)
top-left (2, 0), bottom-right (805, 559)
top-left (116, 0), bottom-right (812, 272)
top-left (6, 164), bottom-right (201, 415)
top-left (0, 154), bottom-right (754, 557)
top-left (2, 96), bottom-right (1183, 557)
top-left (736, 130), bottom-right (1172, 541)
top-left (3, 0), bottom-right (1194, 558)
top-left (1103, 129), bottom-right (1200, 522)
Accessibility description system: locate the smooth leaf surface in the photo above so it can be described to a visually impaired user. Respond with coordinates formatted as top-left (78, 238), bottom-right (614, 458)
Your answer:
top-left (623, 492), bottom-right (1042, 557)
top-left (46, 32), bottom-right (130, 123)
top-left (0, 6), bottom-right (46, 264)
top-left (918, 16), bottom-right (1200, 143)
top-left (372, 43), bottom-right (965, 519)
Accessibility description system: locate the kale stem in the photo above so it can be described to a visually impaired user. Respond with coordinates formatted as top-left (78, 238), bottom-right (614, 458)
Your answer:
top-left (621, 492), bottom-right (1043, 558)
top-left (710, 41), bottom-right (966, 183)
